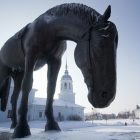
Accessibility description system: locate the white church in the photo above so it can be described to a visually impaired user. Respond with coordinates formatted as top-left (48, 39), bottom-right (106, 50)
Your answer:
top-left (0, 64), bottom-right (84, 122)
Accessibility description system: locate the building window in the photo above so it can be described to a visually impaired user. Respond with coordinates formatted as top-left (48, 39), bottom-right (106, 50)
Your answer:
top-left (64, 83), bottom-right (67, 89)
top-left (58, 112), bottom-right (64, 121)
top-left (39, 112), bottom-right (42, 118)
top-left (7, 110), bottom-right (12, 118)
top-left (58, 112), bottom-right (61, 118)
top-left (69, 83), bottom-right (71, 89)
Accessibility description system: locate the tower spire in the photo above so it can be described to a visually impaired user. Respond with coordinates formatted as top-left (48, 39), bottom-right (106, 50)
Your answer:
top-left (65, 59), bottom-right (68, 75)
top-left (66, 58), bottom-right (68, 70)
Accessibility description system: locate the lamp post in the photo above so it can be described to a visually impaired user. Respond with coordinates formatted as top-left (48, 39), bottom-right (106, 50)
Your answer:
top-left (92, 108), bottom-right (94, 124)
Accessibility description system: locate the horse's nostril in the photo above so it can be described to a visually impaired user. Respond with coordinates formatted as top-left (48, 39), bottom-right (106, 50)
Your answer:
top-left (101, 91), bottom-right (108, 99)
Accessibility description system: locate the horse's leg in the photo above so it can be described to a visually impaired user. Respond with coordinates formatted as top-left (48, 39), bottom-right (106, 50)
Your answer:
top-left (10, 71), bottom-right (24, 129)
top-left (0, 61), bottom-right (11, 111)
top-left (12, 55), bottom-right (36, 138)
top-left (45, 58), bottom-right (61, 131)
top-left (0, 60), bottom-right (9, 90)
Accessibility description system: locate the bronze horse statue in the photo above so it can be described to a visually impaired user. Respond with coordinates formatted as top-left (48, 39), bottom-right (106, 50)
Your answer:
top-left (0, 3), bottom-right (118, 138)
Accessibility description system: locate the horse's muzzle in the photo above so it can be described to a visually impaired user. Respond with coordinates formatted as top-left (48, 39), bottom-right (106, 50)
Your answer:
top-left (87, 87), bottom-right (115, 108)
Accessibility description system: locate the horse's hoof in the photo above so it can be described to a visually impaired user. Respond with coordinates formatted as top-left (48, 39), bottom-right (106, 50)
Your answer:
top-left (12, 124), bottom-right (31, 138)
top-left (45, 121), bottom-right (61, 131)
top-left (10, 122), bottom-right (17, 129)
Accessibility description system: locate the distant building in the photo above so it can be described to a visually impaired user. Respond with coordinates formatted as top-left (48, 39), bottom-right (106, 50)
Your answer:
top-left (85, 112), bottom-right (116, 121)
top-left (0, 63), bottom-right (84, 122)
top-left (134, 105), bottom-right (140, 119)
top-left (85, 112), bottom-right (103, 120)
top-left (117, 111), bottom-right (130, 119)
top-left (102, 113), bottom-right (116, 120)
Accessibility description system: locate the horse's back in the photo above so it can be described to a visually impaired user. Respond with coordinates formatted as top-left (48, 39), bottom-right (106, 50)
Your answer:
top-left (0, 35), bottom-right (25, 69)
top-left (0, 25), bottom-right (30, 69)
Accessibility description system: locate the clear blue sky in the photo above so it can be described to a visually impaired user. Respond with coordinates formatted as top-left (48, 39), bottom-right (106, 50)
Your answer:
top-left (0, 0), bottom-right (140, 114)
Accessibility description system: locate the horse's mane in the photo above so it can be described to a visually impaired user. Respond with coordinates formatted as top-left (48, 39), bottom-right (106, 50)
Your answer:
top-left (46, 3), bottom-right (101, 25)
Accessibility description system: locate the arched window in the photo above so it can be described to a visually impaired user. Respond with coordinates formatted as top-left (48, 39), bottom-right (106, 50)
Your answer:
top-left (64, 82), bottom-right (67, 89)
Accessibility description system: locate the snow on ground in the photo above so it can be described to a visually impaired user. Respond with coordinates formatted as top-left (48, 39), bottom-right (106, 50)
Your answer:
top-left (0, 119), bottom-right (140, 140)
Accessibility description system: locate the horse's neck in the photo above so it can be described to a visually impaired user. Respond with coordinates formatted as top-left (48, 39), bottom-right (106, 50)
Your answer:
top-left (48, 16), bottom-right (89, 42)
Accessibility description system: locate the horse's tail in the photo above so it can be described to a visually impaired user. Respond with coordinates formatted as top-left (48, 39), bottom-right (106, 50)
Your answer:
top-left (0, 77), bottom-right (11, 111)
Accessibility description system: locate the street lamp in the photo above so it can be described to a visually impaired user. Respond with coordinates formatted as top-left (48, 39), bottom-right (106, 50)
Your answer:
top-left (92, 108), bottom-right (94, 124)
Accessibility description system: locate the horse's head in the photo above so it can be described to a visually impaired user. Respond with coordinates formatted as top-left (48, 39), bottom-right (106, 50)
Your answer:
top-left (74, 6), bottom-right (118, 108)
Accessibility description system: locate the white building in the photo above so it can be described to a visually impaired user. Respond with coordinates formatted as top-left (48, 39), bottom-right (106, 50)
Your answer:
top-left (30, 63), bottom-right (84, 121)
top-left (0, 63), bottom-right (84, 122)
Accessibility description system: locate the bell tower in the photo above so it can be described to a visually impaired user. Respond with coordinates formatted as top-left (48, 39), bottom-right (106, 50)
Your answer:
top-left (59, 61), bottom-right (75, 103)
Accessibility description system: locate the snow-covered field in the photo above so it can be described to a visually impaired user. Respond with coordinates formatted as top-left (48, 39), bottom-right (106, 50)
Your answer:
top-left (0, 119), bottom-right (140, 140)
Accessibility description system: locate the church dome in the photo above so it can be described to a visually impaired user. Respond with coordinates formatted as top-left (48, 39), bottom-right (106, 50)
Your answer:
top-left (61, 74), bottom-right (72, 80)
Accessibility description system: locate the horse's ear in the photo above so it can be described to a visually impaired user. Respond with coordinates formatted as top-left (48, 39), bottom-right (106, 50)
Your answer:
top-left (102, 5), bottom-right (111, 22)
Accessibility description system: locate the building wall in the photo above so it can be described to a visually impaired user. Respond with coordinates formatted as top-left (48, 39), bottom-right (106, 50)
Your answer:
top-left (1, 90), bottom-right (84, 122)
top-left (29, 105), bottom-right (45, 121)
top-left (0, 81), bottom-right (36, 122)
top-left (59, 92), bottom-right (75, 104)
top-left (29, 104), bottom-right (84, 121)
